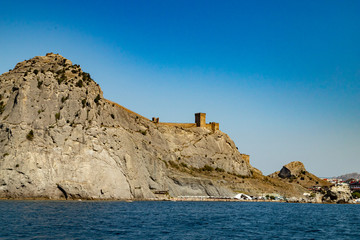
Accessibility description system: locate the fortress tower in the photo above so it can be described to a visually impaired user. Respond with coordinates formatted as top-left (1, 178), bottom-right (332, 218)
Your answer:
top-left (195, 113), bottom-right (206, 127)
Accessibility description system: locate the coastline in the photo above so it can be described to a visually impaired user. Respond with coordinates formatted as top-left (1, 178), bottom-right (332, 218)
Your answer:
top-left (0, 197), bottom-right (358, 204)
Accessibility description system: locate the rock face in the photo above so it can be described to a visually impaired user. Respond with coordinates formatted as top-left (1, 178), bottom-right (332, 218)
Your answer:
top-left (0, 54), bottom-right (253, 200)
top-left (278, 161), bottom-right (306, 178)
top-left (269, 161), bottom-right (331, 189)
top-left (322, 185), bottom-right (353, 204)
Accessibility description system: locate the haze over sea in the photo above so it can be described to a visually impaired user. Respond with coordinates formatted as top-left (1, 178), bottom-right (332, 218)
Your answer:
top-left (1, 201), bottom-right (359, 239)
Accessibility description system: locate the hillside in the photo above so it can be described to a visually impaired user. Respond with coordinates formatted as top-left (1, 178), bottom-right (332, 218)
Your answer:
top-left (334, 173), bottom-right (360, 181)
top-left (0, 53), bottom-right (320, 200)
top-left (268, 161), bottom-right (331, 188)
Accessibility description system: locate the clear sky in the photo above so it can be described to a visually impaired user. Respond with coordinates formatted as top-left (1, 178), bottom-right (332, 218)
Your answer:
top-left (0, 0), bottom-right (359, 177)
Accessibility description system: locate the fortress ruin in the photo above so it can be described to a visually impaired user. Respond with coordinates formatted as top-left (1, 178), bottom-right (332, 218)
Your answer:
top-left (105, 100), bottom-right (219, 132)
top-left (153, 113), bottom-right (219, 132)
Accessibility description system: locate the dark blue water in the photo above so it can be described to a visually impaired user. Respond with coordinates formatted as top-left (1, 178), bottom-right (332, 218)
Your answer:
top-left (0, 201), bottom-right (359, 239)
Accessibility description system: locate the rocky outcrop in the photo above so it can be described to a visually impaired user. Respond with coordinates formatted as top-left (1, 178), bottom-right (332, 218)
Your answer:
top-left (322, 185), bottom-right (353, 204)
top-left (0, 53), bottom-right (253, 200)
top-left (269, 161), bottom-right (331, 189)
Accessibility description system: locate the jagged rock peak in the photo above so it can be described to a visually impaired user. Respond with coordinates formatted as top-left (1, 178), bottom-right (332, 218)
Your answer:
top-left (0, 53), bottom-right (104, 127)
top-left (279, 161), bottom-right (306, 178)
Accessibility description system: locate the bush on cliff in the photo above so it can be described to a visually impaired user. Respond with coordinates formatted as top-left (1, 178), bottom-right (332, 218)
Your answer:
top-left (26, 130), bottom-right (34, 141)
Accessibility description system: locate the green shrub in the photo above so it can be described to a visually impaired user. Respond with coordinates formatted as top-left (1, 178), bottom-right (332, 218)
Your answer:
top-left (75, 80), bottom-right (83, 88)
top-left (110, 113), bottom-right (115, 119)
top-left (56, 69), bottom-right (65, 75)
top-left (81, 99), bottom-right (87, 108)
top-left (168, 160), bottom-right (179, 169)
top-left (26, 130), bottom-right (34, 141)
top-left (33, 69), bottom-right (39, 75)
top-left (200, 165), bottom-right (214, 172)
top-left (57, 73), bottom-right (67, 84)
top-left (94, 94), bottom-right (100, 105)
top-left (37, 109), bottom-right (43, 114)
top-left (137, 130), bottom-right (147, 135)
top-left (61, 95), bottom-right (69, 103)
top-left (180, 162), bottom-right (188, 168)
top-left (37, 80), bottom-right (43, 89)
top-left (352, 192), bottom-right (360, 199)
top-left (215, 167), bottom-right (225, 172)
top-left (0, 101), bottom-right (5, 114)
top-left (82, 72), bottom-right (91, 82)
top-left (55, 112), bottom-right (60, 121)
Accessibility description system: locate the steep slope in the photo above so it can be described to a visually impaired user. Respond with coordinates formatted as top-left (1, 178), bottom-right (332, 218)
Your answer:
top-left (0, 53), bottom-right (254, 200)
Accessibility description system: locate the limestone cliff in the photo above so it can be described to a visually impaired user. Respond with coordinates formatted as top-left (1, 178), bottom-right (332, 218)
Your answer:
top-left (0, 53), bottom-right (253, 200)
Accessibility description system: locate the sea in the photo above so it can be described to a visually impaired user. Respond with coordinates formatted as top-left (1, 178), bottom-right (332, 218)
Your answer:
top-left (0, 200), bottom-right (359, 239)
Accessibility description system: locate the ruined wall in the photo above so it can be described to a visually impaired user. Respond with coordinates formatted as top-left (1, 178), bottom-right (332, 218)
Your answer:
top-left (158, 123), bottom-right (196, 128)
top-left (106, 100), bottom-right (150, 121)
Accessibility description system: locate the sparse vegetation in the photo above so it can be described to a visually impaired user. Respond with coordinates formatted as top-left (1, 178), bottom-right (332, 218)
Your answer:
top-left (94, 94), bottom-right (101, 105)
top-left (82, 72), bottom-right (91, 82)
top-left (81, 99), bottom-right (87, 108)
top-left (137, 130), bottom-right (147, 135)
top-left (33, 69), bottom-right (39, 75)
top-left (180, 162), bottom-right (188, 168)
top-left (3, 153), bottom-right (9, 157)
top-left (215, 167), bottom-right (225, 172)
top-left (169, 160), bottom-right (179, 169)
top-left (61, 95), bottom-right (69, 103)
top-left (352, 192), bottom-right (360, 199)
top-left (200, 165), bottom-right (214, 172)
top-left (75, 80), bottom-right (83, 88)
top-left (37, 80), bottom-right (43, 89)
top-left (0, 101), bottom-right (5, 114)
top-left (55, 112), bottom-right (60, 121)
top-left (110, 113), bottom-right (115, 119)
top-left (26, 130), bottom-right (34, 141)
top-left (57, 73), bottom-right (67, 84)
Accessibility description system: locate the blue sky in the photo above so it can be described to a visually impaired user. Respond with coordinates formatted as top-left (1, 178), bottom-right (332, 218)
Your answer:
top-left (0, 0), bottom-right (359, 176)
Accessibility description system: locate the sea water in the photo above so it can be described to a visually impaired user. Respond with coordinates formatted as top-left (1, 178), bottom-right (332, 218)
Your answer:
top-left (0, 200), bottom-right (359, 239)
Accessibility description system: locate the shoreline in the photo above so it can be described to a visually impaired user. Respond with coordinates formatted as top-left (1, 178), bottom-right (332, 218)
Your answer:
top-left (0, 197), bottom-right (358, 204)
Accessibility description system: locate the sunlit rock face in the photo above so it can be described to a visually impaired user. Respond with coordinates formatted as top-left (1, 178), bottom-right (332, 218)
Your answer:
top-left (0, 54), bottom-right (252, 200)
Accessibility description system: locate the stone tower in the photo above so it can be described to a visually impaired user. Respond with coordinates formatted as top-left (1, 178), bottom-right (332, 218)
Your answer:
top-left (195, 113), bottom-right (206, 127)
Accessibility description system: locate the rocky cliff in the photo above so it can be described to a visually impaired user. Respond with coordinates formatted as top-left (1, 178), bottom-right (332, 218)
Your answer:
top-left (0, 53), bottom-right (254, 200)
